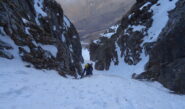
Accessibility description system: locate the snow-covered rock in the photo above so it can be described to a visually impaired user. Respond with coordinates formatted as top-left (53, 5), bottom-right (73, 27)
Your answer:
top-left (90, 0), bottom-right (185, 94)
top-left (0, 0), bottom-right (83, 76)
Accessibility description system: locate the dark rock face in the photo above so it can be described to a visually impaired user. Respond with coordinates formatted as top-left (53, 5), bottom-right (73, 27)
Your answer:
top-left (141, 0), bottom-right (185, 93)
top-left (90, 0), bottom-right (185, 93)
top-left (90, 36), bottom-right (118, 70)
top-left (0, 0), bottom-right (83, 77)
top-left (90, 0), bottom-right (156, 70)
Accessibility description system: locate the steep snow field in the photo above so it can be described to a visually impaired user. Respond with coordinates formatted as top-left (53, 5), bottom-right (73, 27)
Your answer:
top-left (1, 49), bottom-right (185, 109)
top-left (1, 0), bottom-right (185, 108)
top-left (0, 0), bottom-right (185, 109)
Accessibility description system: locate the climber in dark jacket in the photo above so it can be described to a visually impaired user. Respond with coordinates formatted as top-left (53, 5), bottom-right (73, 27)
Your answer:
top-left (81, 63), bottom-right (93, 78)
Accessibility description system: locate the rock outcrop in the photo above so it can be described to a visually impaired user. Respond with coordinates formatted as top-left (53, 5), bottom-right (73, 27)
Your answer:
top-left (90, 0), bottom-right (157, 70)
top-left (90, 0), bottom-right (185, 94)
top-left (0, 0), bottom-right (83, 77)
top-left (137, 0), bottom-right (185, 94)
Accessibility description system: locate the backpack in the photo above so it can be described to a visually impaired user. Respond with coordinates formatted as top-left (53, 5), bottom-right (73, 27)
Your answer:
top-left (85, 64), bottom-right (89, 69)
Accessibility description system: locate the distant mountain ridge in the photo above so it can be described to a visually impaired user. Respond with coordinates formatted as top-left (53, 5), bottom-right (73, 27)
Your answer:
top-left (57, 0), bottom-right (135, 42)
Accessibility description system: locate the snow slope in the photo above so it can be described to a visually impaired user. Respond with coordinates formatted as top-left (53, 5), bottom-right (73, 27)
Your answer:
top-left (1, 0), bottom-right (185, 107)
top-left (1, 49), bottom-right (185, 109)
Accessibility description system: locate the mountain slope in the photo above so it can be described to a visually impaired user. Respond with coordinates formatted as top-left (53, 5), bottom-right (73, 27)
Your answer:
top-left (1, 51), bottom-right (185, 109)
top-left (0, 0), bottom-right (83, 76)
top-left (90, 0), bottom-right (185, 93)
top-left (57, 0), bottom-right (135, 41)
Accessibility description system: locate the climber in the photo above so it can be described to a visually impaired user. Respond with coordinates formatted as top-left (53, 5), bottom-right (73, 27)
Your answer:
top-left (81, 63), bottom-right (93, 78)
